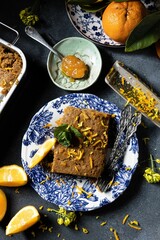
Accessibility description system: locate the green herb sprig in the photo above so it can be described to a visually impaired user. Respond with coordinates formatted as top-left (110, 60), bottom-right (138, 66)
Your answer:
top-left (19, 0), bottom-right (40, 26)
top-left (47, 207), bottom-right (77, 226)
top-left (54, 124), bottom-right (83, 147)
top-left (143, 154), bottom-right (160, 183)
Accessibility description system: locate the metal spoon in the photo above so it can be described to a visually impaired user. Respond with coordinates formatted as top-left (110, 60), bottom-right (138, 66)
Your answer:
top-left (25, 26), bottom-right (63, 60)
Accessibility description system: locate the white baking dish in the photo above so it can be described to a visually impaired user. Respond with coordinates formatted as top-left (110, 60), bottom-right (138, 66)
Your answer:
top-left (0, 22), bottom-right (27, 113)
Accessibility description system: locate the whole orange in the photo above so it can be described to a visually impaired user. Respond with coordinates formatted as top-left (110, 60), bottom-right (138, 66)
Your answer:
top-left (155, 39), bottom-right (160, 58)
top-left (102, 1), bottom-right (147, 44)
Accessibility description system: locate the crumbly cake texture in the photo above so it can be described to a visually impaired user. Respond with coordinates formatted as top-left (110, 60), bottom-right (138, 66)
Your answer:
top-left (51, 106), bottom-right (111, 178)
top-left (0, 44), bottom-right (22, 95)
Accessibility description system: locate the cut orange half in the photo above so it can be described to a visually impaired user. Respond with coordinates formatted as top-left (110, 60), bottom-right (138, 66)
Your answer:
top-left (0, 165), bottom-right (28, 187)
top-left (28, 138), bottom-right (56, 168)
top-left (0, 189), bottom-right (7, 221)
top-left (6, 205), bottom-right (40, 235)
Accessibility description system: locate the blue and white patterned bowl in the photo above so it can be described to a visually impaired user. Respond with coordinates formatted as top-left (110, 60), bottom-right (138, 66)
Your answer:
top-left (21, 93), bottom-right (139, 211)
top-left (66, 0), bottom-right (157, 47)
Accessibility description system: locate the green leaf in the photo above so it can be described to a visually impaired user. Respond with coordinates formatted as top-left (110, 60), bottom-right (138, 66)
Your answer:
top-left (67, 0), bottom-right (110, 12)
top-left (66, 0), bottom-right (130, 12)
top-left (54, 124), bottom-right (67, 137)
top-left (125, 11), bottom-right (160, 52)
top-left (70, 126), bottom-right (83, 138)
top-left (78, 3), bottom-right (108, 12)
top-left (66, 0), bottom-right (106, 5)
top-left (54, 124), bottom-right (83, 147)
top-left (57, 132), bottom-right (71, 147)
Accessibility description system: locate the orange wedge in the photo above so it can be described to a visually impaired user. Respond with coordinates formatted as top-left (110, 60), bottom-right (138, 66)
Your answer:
top-left (0, 165), bottom-right (28, 187)
top-left (6, 205), bottom-right (40, 235)
top-left (28, 138), bottom-right (56, 168)
top-left (0, 189), bottom-right (7, 221)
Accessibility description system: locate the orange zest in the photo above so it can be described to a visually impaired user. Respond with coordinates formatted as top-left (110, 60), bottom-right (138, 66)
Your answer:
top-left (122, 214), bottom-right (130, 224)
top-left (128, 222), bottom-right (142, 230)
top-left (0, 165), bottom-right (28, 187)
top-left (0, 189), bottom-right (7, 221)
top-left (110, 227), bottom-right (120, 240)
top-left (6, 205), bottom-right (40, 235)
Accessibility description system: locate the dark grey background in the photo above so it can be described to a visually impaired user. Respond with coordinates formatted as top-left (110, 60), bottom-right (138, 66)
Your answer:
top-left (0, 1), bottom-right (160, 239)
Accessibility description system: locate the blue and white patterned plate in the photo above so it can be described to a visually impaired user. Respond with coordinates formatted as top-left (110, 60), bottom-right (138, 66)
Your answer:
top-left (66, 0), bottom-right (157, 47)
top-left (21, 93), bottom-right (139, 211)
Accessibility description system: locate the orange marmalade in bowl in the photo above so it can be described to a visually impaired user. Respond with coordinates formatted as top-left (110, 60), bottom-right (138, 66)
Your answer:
top-left (47, 37), bottom-right (102, 91)
top-left (61, 55), bottom-right (89, 80)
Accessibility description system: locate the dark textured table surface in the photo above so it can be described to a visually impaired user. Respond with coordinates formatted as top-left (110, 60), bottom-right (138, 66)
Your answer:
top-left (0, 1), bottom-right (160, 240)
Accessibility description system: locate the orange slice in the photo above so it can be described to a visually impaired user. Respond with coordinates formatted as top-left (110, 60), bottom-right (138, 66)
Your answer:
top-left (28, 138), bottom-right (56, 168)
top-left (0, 189), bottom-right (7, 221)
top-left (6, 205), bottom-right (40, 235)
top-left (0, 165), bottom-right (28, 187)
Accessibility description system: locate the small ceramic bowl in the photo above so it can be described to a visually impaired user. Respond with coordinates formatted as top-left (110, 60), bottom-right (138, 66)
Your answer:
top-left (47, 37), bottom-right (102, 91)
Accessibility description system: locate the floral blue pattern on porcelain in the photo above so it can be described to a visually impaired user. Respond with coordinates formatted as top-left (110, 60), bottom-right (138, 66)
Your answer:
top-left (21, 93), bottom-right (139, 211)
top-left (66, 0), bottom-right (157, 47)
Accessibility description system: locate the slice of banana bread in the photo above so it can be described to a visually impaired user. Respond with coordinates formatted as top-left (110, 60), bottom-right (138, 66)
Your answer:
top-left (51, 106), bottom-right (111, 178)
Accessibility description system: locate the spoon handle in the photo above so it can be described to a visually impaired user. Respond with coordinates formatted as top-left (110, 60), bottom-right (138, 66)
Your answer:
top-left (25, 26), bottom-right (63, 60)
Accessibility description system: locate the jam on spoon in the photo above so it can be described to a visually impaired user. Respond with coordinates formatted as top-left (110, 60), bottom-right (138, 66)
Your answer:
top-left (61, 55), bottom-right (89, 80)
top-left (25, 26), bottom-right (89, 81)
